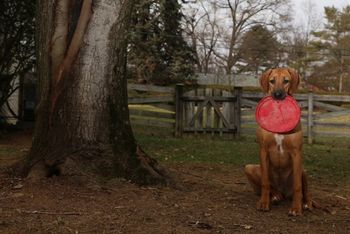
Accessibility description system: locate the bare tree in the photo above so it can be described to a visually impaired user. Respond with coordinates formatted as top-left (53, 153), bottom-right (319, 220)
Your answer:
top-left (183, 1), bottom-right (220, 74)
top-left (183, 8), bottom-right (203, 72)
top-left (285, 0), bottom-right (322, 79)
top-left (25, 0), bottom-right (171, 185)
top-left (213, 0), bottom-right (290, 74)
top-left (300, 0), bottom-right (322, 43)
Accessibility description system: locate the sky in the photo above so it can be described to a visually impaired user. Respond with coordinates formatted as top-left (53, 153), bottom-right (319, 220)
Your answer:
top-left (293, 0), bottom-right (349, 11)
top-left (293, 0), bottom-right (349, 26)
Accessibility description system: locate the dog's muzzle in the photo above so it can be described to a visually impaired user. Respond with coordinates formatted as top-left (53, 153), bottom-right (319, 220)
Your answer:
top-left (272, 89), bottom-right (286, 100)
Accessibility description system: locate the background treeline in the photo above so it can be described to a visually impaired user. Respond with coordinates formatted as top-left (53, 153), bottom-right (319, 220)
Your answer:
top-left (1, 0), bottom-right (350, 104)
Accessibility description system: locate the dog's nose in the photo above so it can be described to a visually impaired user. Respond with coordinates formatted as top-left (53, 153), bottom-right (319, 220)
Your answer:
top-left (272, 89), bottom-right (286, 100)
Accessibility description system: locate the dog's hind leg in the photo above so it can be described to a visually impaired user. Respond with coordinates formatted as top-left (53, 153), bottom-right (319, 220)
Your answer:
top-left (244, 164), bottom-right (261, 195)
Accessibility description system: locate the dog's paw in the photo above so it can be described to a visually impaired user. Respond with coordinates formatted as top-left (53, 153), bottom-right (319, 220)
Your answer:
top-left (256, 199), bottom-right (270, 211)
top-left (302, 196), bottom-right (314, 211)
top-left (303, 201), bottom-right (313, 211)
top-left (288, 205), bottom-right (302, 216)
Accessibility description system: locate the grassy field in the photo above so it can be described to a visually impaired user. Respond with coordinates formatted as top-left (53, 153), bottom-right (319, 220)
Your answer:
top-left (133, 126), bottom-right (350, 184)
top-left (1, 125), bottom-right (349, 184)
top-left (128, 102), bottom-right (350, 183)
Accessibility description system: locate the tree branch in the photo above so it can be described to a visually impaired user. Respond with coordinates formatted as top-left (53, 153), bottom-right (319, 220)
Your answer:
top-left (49, 0), bottom-right (92, 126)
top-left (51, 0), bottom-right (70, 77)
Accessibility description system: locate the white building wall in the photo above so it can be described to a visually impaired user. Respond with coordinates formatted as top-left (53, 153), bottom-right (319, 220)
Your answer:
top-left (0, 78), bottom-right (19, 125)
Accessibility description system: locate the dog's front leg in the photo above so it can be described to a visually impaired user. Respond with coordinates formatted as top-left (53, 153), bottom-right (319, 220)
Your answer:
top-left (289, 150), bottom-right (303, 216)
top-left (257, 148), bottom-right (270, 211)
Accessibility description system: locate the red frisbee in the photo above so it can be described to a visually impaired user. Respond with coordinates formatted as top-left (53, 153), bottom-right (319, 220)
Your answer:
top-left (255, 96), bottom-right (301, 133)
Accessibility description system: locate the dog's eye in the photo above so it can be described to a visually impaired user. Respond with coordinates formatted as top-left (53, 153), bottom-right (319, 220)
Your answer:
top-left (283, 80), bottom-right (290, 84)
top-left (269, 80), bottom-right (276, 84)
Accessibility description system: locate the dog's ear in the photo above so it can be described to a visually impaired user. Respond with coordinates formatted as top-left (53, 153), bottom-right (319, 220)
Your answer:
top-left (287, 68), bottom-right (300, 95)
top-left (260, 69), bottom-right (272, 93)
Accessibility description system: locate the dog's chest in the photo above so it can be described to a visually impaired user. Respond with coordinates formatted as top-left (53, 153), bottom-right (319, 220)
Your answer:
top-left (274, 134), bottom-right (285, 154)
top-left (268, 133), bottom-right (292, 167)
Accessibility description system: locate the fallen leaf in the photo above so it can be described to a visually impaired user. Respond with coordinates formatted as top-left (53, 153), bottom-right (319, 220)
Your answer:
top-left (13, 184), bottom-right (23, 189)
top-left (242, 224), bottom-right (252, 230)
top-left (188, 221), bottom-right (213, 230)
top-left (12, 193), bottom-right (24, 198)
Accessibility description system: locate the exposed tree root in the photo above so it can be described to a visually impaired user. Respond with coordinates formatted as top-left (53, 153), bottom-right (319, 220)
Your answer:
top-left (23, 144), bottom-right (174, 188)
top-left (131, 144), bottom-right (175, 186)
top-left (25, 161), bottom-right (49, 182)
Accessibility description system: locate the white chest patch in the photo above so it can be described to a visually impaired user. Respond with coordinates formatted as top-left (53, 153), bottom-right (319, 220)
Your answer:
top-left (274, 134), bottom-right (284, 154)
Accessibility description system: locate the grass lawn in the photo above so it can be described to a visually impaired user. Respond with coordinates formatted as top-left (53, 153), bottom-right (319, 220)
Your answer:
top-left (133, 126), bottom-right (350, 184)
top-left (1, 125), bottom-right (349, 184)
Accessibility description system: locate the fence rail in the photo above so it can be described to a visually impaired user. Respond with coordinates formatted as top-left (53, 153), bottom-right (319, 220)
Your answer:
top-left (128, 96), bottom-right (173, 104)
top-left (128, 84), bottom-right (176, 130)
top-left (128, 84), bottom-right (350, 142)
top-left (128, 84), bottom-right (175, 94)
top-left (240, 92), bottom-right (350, 143)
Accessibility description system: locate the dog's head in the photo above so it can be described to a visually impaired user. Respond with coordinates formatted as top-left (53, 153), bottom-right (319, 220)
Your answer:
top-left (260, 68), bottom-right (300, 100)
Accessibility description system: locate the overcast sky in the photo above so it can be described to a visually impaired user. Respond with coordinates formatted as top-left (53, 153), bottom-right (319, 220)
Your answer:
top-left (293, 0), bottom-right (349, 9)
top-left (293, 0), bottom-right (349, 25)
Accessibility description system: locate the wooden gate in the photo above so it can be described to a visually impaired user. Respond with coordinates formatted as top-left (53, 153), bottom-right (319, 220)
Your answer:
top-left (175, 84), bottom-right (242, 138)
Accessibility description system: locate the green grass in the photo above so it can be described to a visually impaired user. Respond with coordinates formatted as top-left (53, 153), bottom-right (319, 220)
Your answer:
top-left (316, 115), bottom-right (350, 122)
top-left (134, 126), bottom-right (350, 183)
top-left (0, 122), bottom-right (349, 185)
top-left (129, 104), bottom-right (173, 114)
top-left (303, 138), bottom-right (350, 182)
top-left (129, 102), bottom-right (350, 183)
top-left (137, 134), bottom-right (259, 166)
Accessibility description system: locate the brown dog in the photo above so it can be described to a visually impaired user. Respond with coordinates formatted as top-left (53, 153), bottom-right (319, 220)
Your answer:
top-left (245, 68), bottom-right (313, 216)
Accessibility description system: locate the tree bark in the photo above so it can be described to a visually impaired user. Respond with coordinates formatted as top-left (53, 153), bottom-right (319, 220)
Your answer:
top-left (26, 0), bottom-right (172, 186)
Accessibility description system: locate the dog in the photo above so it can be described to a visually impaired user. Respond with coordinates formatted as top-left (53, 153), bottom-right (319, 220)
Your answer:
top-left (244, 68), bottom-right (313, 216)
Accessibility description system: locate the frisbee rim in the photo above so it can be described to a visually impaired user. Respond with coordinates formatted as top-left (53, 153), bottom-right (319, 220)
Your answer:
top-left (255, 96), bottom-right (301, 133)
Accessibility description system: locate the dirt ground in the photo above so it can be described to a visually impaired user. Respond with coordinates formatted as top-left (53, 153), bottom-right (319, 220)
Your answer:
top-left (0, 131), bottom-right (349, 234)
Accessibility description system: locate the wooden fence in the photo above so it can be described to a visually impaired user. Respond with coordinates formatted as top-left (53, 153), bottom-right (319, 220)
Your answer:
top-left (240, 92), bottom-right (350, 142)
top-left (128, 83), bottom-right (350, 142)
top-left (128, 84), bottom-right (242, 138)
top-left (128, 84), bottom-right (176, 129)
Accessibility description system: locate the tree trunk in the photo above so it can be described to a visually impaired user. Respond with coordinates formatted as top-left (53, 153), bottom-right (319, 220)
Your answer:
top-left (26, 0), bottom-right (171, 185)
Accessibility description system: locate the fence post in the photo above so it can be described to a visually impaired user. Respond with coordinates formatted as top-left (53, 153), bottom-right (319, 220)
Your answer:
top-left (175, 84), bottom-right (184, 137)
top-left (233, 87), bottom-right (242, 138)
top-left (307, 92), bottom-right (314, 144)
